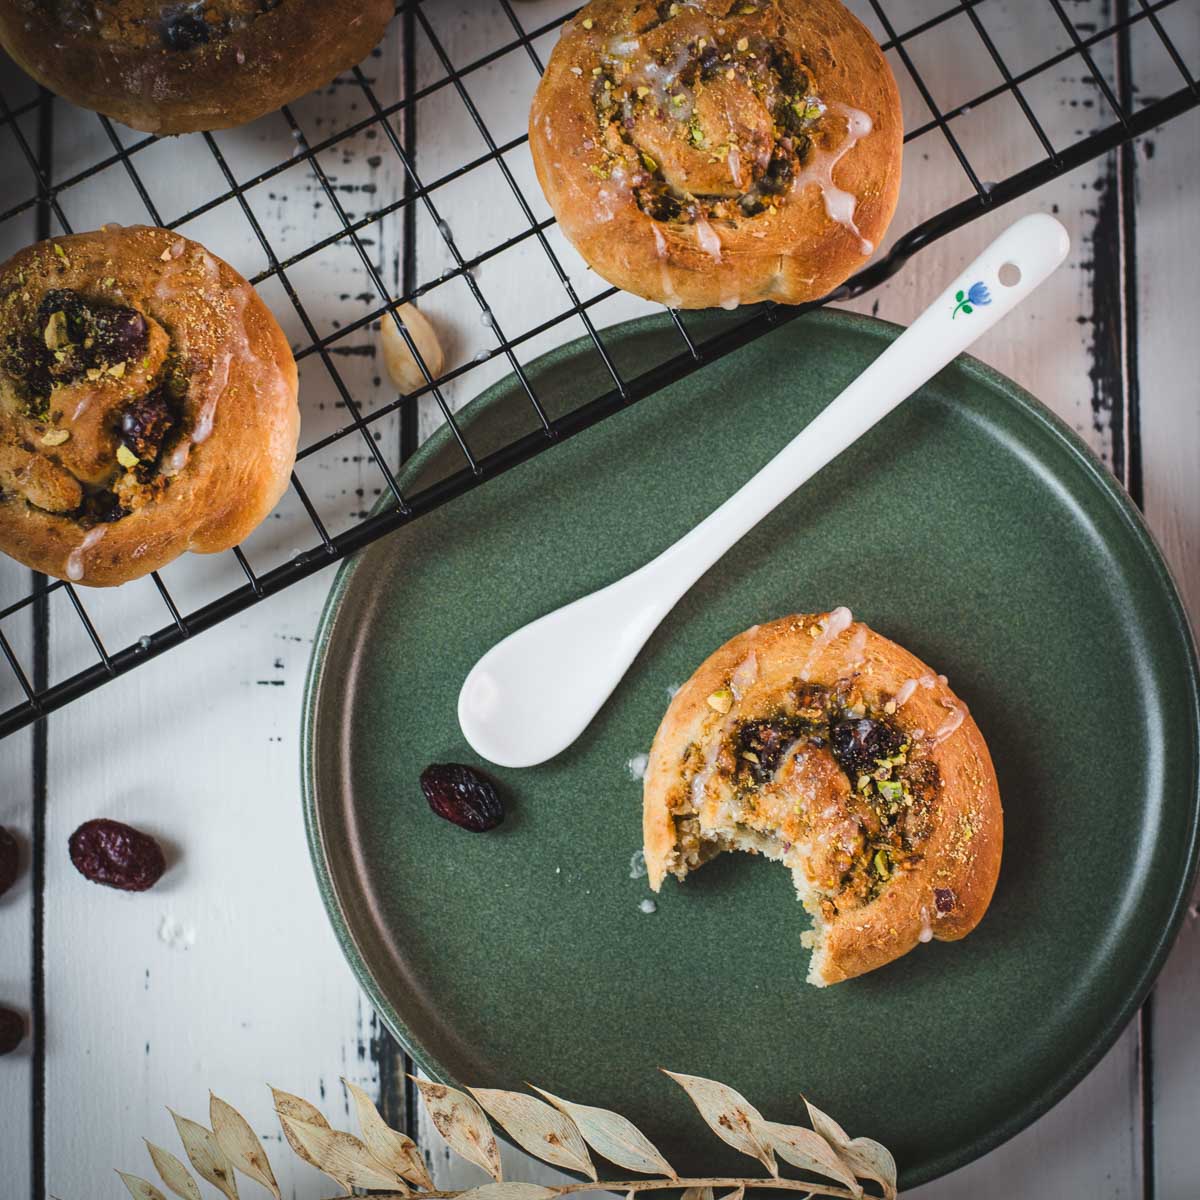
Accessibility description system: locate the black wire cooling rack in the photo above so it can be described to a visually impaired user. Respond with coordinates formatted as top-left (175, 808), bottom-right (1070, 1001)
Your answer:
top-left (0, 0), bottom-right (1196, 737)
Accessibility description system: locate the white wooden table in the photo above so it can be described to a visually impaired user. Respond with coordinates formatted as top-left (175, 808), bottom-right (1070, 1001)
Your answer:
top-left (0, 3), bottom-right (1197, 1196)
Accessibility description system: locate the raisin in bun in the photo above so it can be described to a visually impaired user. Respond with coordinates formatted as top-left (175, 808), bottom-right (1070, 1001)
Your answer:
top-left (643, 611), bottom-right (1002, 985)
top-left (0, 225), bottom-right (299, 586)
top-left (0, 1), bottom-right (392, 134)
top-left (529, 0), bottom-right (902, 310)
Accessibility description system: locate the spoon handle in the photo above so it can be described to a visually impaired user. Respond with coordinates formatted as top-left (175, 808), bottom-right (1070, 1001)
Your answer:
top-left (642, 213), bottom-right (1071, 609)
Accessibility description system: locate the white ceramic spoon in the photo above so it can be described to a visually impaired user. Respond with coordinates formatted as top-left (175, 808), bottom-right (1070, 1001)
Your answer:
top-left (459, 213), bottom-right (1070, 767)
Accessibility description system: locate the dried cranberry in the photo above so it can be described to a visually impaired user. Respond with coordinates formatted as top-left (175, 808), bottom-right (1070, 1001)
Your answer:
top-left (119, 389), bottom-right (176, 462)
top-left (934, 887), bottom-right (956, 915)
top-left (0, 826), bottom-right (17, 897)
top-left (829, 716), bottom-right (904, 779)
top-left (0, 1007), bottom-right (23, 1055)
top-left (159, 6), bottom-right (211, 51)
top-left (68, 819), bottom-right (166, 891)
top-left (91, 305), bottom-right (148, 365)
top-left (420, 764), bottom-right (504, 832)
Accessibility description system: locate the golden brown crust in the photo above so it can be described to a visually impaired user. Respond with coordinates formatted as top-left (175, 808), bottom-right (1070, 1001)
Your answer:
top-left (0, 1), bottom-right (392, 134)
top-left (529, 0), bottom-right (903, 309)
top-left (644, 612), bottom-right (1002, 984)
top-left (0, 225), bottom-right (299, 586)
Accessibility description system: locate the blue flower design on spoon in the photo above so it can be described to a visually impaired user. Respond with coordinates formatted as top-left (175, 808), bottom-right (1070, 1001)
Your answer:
top-left (952, 280), bottom-right (992, 318)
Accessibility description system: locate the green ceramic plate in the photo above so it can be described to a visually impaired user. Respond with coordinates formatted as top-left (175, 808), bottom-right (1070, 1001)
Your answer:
top-left (302, 310), bottom-right (1199, 1188)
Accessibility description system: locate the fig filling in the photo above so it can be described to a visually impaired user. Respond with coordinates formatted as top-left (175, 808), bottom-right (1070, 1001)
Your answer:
top-left (582, 5), bottom-right (831, 227)
top-left (675, 681), bottom-right (940, 916)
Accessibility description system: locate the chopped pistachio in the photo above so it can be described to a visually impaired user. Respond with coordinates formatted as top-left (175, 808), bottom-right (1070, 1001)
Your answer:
top-left (726, 67), bottom-right (736, 79)
top-left (877, 780), bottom-right (903, 803)
top-left (688, 123), bottom-right (705, 147)
top-left (581, 16), bottom-right (593, 28)
top-left (873, 849), bottom-right (891, 879)
top-left (52, 243), bottom-right (69, 265)
top-left (736, 36), bottom-right (749, 51)
top-left (640, 152), bottom-right (658, 171)
top-left (706, 687), bottom-right (734, 714)
top-left (107, 361), bottom-right (126, 378)
top-left (636, 85), bottom-right (650, 98)
top-left (40, 428), bottom-right (69, 447)
top-left (741, 751), bottom-right (760, 763)
top-left (43, 309), bottom-right (69, 351)
top-left (857, 774), bottom-right (871, 792)
top-left (85, 367), bottom-right (103, 381)
top-left (116, 444), bottom-right (140, 469)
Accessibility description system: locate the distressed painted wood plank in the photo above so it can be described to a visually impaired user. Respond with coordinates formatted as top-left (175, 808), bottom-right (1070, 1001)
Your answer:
top-left (1130, 7), bottom-right (1200, 1196)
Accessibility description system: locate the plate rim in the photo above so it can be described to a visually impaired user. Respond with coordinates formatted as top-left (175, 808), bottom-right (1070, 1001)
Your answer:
top-left (301, 307), bottom-right (1200, 1187)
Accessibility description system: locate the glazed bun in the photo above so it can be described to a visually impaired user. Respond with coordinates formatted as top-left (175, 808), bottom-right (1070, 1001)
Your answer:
top-left (529, 0), bottom-right (903, 309)
top-left (0, 1), bottom-right (393, 134)
top-left (0, 225), bottom-right (299, 586)
top-left (643, 611), bottom-right (1002, 985)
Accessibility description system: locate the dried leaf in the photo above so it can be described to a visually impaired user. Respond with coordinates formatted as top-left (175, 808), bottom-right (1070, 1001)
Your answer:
top-left (531, 1087), bottom-right (675, 1178)
top-left (277, 1115), bottom-right (406, 1191)
top-left (117, 1172), bottom-right (167, 1200)
top-left (210, 1094), bottom-right (280, 1199)
top-left (413, 1077), bottom-right (503, 1181)
top-left (343, 1078), bottom-right (427, 1190)
top-left (718, 1188), bottom-right (744, 1200)
top-left (803, 1098), bottom-right (896, 1200)
top-left (460, 1186), bottom-right (557, 1200)
top-left (470, 1088), bottom-right (595, 1180)
top-left (664, 1071), bottom-right (775, 1174)
top-left (270, 1088), bottom-right (330, 1172)
top-left (168, 1111), bottom-right (239, 1200)
top-left (681, 1188), bottom-right (714, 1200)
top-left (752, 1120), bottom-right (861, 1197)
top-left (144, 1141), bottom-right (202, 1200)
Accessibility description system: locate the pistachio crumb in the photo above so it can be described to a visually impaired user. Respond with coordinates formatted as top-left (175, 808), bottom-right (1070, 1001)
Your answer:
top-left (40, 428), bottom-right (70, 447)
top-left (116, 444), bottom-right (140, 469)
top-left (707, 688), bottom-right (734, 714)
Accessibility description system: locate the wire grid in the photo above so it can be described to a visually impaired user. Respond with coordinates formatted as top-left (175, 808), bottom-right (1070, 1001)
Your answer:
top-left (0, 0), bottom-right (1195, 736)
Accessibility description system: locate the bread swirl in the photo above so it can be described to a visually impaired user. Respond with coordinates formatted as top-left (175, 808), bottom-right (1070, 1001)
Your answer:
top-left (0, 1), bottom-right (392, 134)
top-left (529, 0), bottom-right (903, 309)
top-left (643, 611), bottom-right (1002, 985)
top-left (0, 225), bottom-right (299, 586)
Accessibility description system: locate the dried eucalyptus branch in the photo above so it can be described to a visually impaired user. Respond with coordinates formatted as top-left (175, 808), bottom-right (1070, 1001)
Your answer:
top-left (117, 1069), bottom-right (898, 1200)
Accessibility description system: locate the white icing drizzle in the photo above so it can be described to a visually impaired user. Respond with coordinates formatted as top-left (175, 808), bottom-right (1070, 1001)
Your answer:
top-left (727, 143), bottom-right (744, 189)
top-left (895, 673), bottom-right (938, 707)
top-left (800, 606), bottom-right (852, 681)
top-left (626, 753), bottom-right (649, 781)
top-left (933, 699), bottom-right (967, 745)
top-left (790, 103), bottom-right (875, 255)
top-left (719, 295), bottom-right (740, 311)
top-left (845, 625), bottom-right (868, 671)
top-left (65, 526), bottom-right (107, 582)
top-left (918, 906), bottom-right (933, 943)
top-left (729, 652), bottom-right (758, 700)
top-left (651, 225), bottom-right (668, 259)
top-left (693, 215), bottom-right (723, 262)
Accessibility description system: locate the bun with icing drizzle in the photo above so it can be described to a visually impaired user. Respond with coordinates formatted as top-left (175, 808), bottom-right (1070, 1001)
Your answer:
top-left (0, 225), bottom-right (299, 587)
top-left (529, 0), bottom-right (903, 309)
top-left (643, 611), bottom-right (1002, 985)
top-left (0, 1), bottom-right (392, 134)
